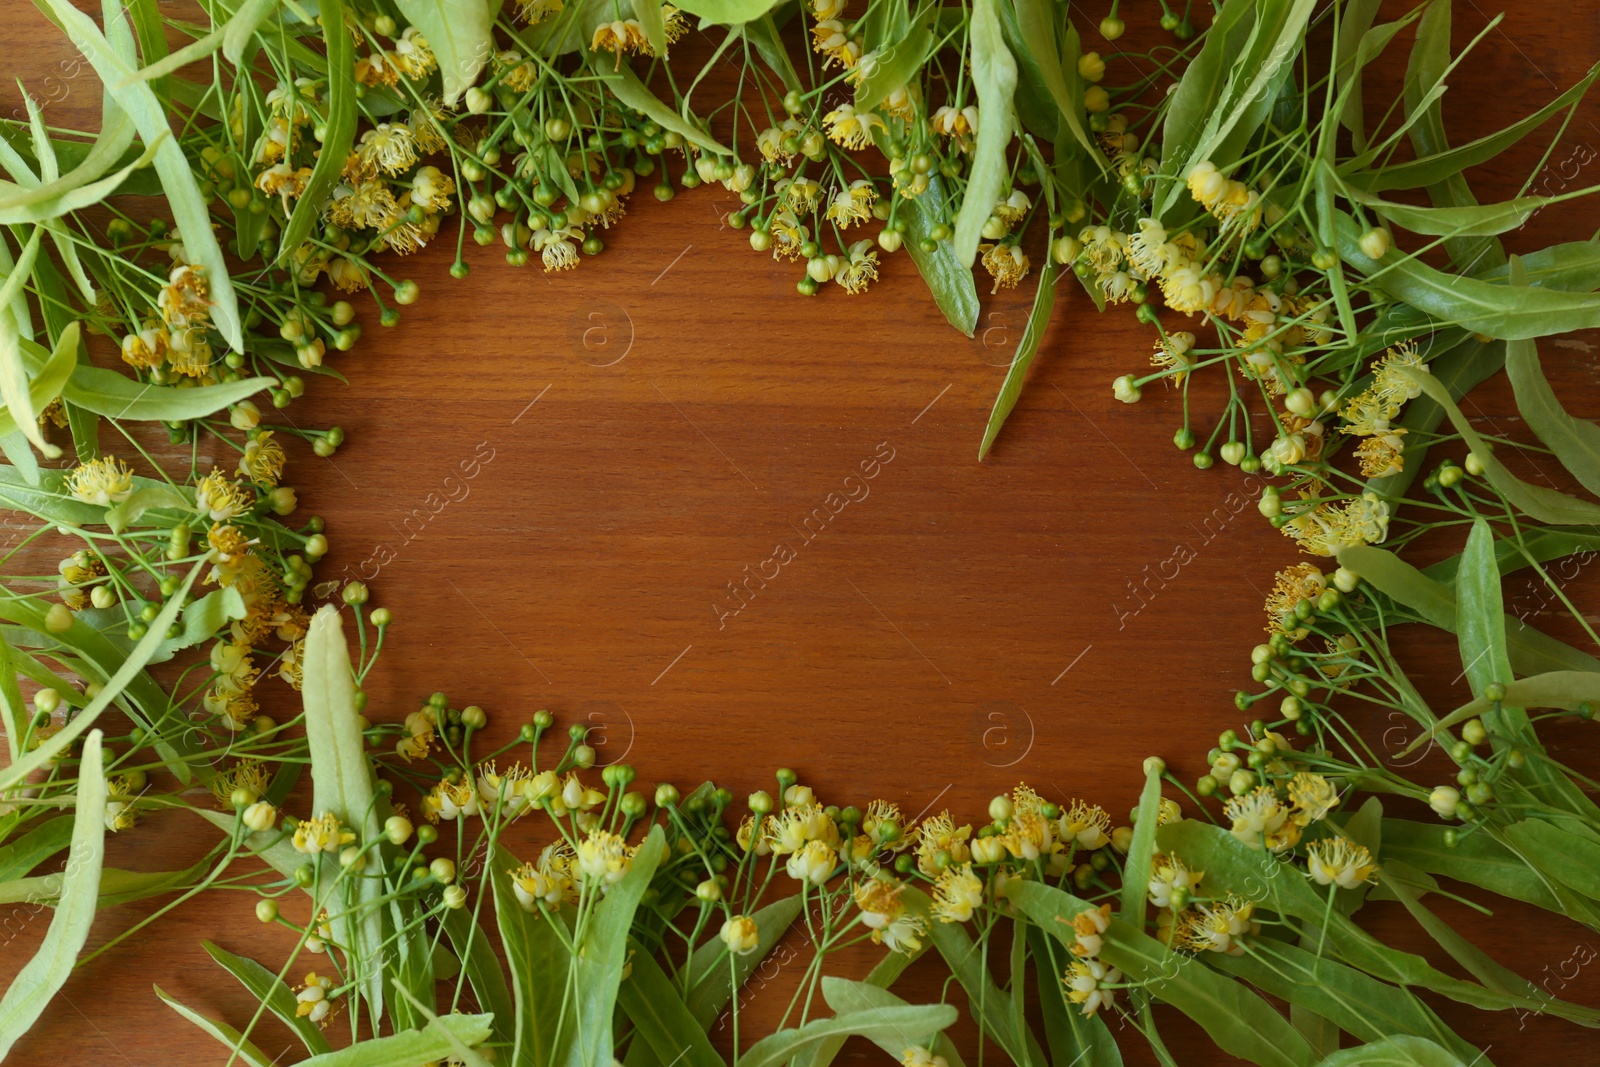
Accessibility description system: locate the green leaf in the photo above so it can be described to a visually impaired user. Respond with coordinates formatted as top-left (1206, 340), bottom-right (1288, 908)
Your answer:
top-left (1157, 820), bottom-right (1600, 1026)
top-left (617, 947), bottom-right (724, 1067)
top-left (395, 0), bottom-right (493, 104)
top-left (0, 817), bottom-right (70, 881)
top-left (0, 730), bottom-right (104, 1058)
top-left (854, 14), bottom-right (935, 114)
top-left (820, 978), bottom-right (966, 1067)
top-left (1312, 1036), bottom-right (1468, 1067)
top-left (1001, 0), bottom-right (1097, 160)
top-left (1383, 819), bottom-right (1572, 915)
top-left (1335, 171), bottom-right (1600, 240)
top-left (292, 1013), bottom-right (495, 1066)
top-left (0, 134), bottom-right (162, 225)
top-left (1503, 819), bottom-right (1600, 903)
top-left (1153, 0), bottom-right (1257, 219)
top-left (1027, 927), bottom-right (1121, 1067)
top-left (439, 907), bottom-right (517, 1057)
top-left (1337, 211), bottom-right (1600, 339)
top-left (1341, 63), bottom-right (1600, 193)
top-left (683, 892), bottom-right (802, 1027)
top-left (788, 948), bottom-right (924, 1067)
top-left (670, 0), bottom-right (786, 23)
top-left (1506, 332), bottom-right (1600, 497)
top-left (1398, 0), bottom-right (1503, 272)
top-left (980, 259), bottom-right (1056, 460)
top-left (105, 485), bottom-right (190, 533)
top-left (35, 0), bottom-right (243, 349)
top-left (556, 825), bottom-right (668, 1067)
top-left (741, 15), bottom-right (801, 94)
top-left (0, 562), bottom-right (203, 794)
top-left (1403, 365), bottom-right (1600, 524)
top-left (1174, 0), bottom-right (1315, 212)
top-left (302, 604), bottom-right (387, 1024)
top-left (0, 230), bottom-right (57, 457)
top-left (278, 0), bottom-right (355, 267)
top-left (951, 0), bottom-right (1016, 268)
top-left (592, 62), bottom-right (731, 156)
top-left (1331, 0), bottom-right (1394, 151)
top-left (900, 173), bottom-right (979, 336)
top-left (59, 363), bottom-right (273, 423)
top-left (736, 1005), bottom-right (959, 1067)
top-left (909, 887), bottom-right (1045, 1067)
top-left (1121, 763), bottom-right (1163, 925)
top-left (490, 842), bottom-right (572, 1067)
top-left (1008, 879), bottom-right (1315, 1067)
top-left (114, 0), bottom-right (279, 85)
top-left (1377, 858), bottom-right (1543, 1001)
top-left (156, 986), bottom-right (275, 1067)
top-left (1457, 520), bottom-right (1514, 700)
top-left (202, 940), bottom-right (333, 1056)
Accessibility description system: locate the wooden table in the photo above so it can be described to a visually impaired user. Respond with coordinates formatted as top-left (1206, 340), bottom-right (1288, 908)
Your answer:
top-left (5, 0), bottom-right (1600, 1062)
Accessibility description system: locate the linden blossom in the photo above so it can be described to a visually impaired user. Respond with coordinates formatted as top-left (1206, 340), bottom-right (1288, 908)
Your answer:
top-left (713, 440), bottom-right (896, 629)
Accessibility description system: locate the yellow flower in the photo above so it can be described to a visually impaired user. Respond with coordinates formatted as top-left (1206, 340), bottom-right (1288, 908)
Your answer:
top-left (476, 761), bottom-right (533, 816)
top-left (1224, 787), bottom-right (1300, 852)
top-left (768, 209), bottom-right (809, 261)
top-left (577, 828), bottom-right (634, 884)
top-left (1354, 430), bottom-right (1406, 477)
top-left (391, 27), bottom-right (438, 79)
top-left (914, 810), bottom-right (973, 876)
top-left (720, 914), bottom-right (761, 954)
top-left (255, 162), bottom-right (314, 202)
top-left (239, 431), bottom-right (287, 487)
top-left (810, 19), bottom-right (861, 69)
top-left (834, 241), bottom-right (880, 294)
top-left (295, 972), bottom-right (338, 1024)
top-left (1059, 801), bottom-right (1112, 850)
top-left (328, 257), bottom-right (370, 292)
top-left (931, 863), bottom-right (985, 923)
top-left (1264, 562), bottom-right (1326, 639)
top-left (292, 812), bottom-right (355, 855)
top-left (1064, 957), bottom-right (1120, 1016)
top-left (66, 456), bottom-right (135, 506)
top-left (931, 105), bottom-right (979, 151)
top-left (510, 842), bottom-right (577, 909)
top-left (1178, 897), bottom-right (1258, 955)
top-left (824, 179), bottom-right (877, 228)
top-left (516, 0), bottom-right (565, 23)
top-left (357, 123), bottom-right (419, 177)
top-left (980, 243), bottom-right (1030, 294)
top-left (822, 103), bottom-right (885, 149)
top-left (855, 879), bottom-right (924, 953)
top-left (159, 264), bottom-right (211, 331)
top-left (209, 761), bottom-right (270, 809)
top-left (329, 179), bottom-right (398, 230)
top-left (1306, 838), bottom-right (1378, 890)
top-left (421, 776), bottom-right (481, 822)
top-left (1069, 902), bottom-right (1112, 957)
top-left (195, 469), bottom-right (250, 521)
top-left (1150, 330), bottom-right (1197, 383)
top-left (1146, 854), bottom-right (1203, 909)
top-left (784, 838), bottom-right (837, 884)
top-left (1288, 773), bottom-right (1340, 825)
top-left (120, 326), bottom-right (169, 369)
top-left (534, 226), bottom-right (584, 272)
top-left (411, 165), bottom-right (456, 212)
top-left (591, 18), bottom-right (651, 58)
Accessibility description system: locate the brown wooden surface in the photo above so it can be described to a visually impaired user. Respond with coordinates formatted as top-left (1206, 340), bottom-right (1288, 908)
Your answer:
top-left (5, 0), bottom-right (1600, 1063)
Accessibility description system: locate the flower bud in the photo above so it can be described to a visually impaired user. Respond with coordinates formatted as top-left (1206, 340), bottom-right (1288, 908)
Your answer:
top-left (1358, 227), bottom-right (1392, 260)
top-left (243, 801), bottom-right (277, 833)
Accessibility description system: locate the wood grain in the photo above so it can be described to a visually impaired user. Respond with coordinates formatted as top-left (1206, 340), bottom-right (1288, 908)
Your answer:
top-left (4, 0), bottom-right (1600, 1063)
